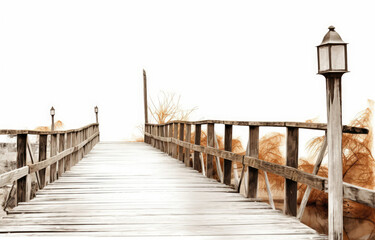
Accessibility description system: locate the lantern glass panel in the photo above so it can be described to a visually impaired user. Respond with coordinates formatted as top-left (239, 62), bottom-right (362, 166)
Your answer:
top-left (331, 45), bottom-right (346, 70)
top-left (319, 45), bottom-right (330, 72)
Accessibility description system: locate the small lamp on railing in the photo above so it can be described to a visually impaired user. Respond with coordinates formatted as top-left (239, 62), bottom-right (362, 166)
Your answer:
top-left (318, 26), bottom-right (347, 239)
top-left (94, 106), bottom-right (99, 124)
top-left (50, 106), bottom-right (55, 131)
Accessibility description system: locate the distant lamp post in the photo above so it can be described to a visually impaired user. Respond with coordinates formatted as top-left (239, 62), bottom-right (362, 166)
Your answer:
top-left (94, 106), bottom-right (99, 124)
top-left (318, 26), bottom-right (347, 240)
top-left (50, 107), bottom-right (55, 131)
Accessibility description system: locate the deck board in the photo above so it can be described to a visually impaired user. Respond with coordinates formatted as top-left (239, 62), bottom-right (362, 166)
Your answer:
top-left (0, 142), bottom-right (327, 239)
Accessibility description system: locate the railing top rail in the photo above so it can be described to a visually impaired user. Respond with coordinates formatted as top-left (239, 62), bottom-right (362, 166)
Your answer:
top-left (145, 120), bottom-right (368, 134)
top-left (0, 123), bottom-right (99, 135)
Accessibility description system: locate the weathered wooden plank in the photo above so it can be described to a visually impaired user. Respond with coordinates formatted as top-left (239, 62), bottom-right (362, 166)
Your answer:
top-left (223, 125), bottom-right (233, 185)
top-left (244, 156), bottom-right (325, 191)
top-left (0, 123), bottom-right (99, 135)
top-left (145, 121), bottom-right (367, 134)
top-left (29, 148), bottom-right (75, 173)
top-left (343, 182), bottom-right (375, 208)
top-left (285, 127), bottom-right (298, 216)
top-left (0, 166), bottom-right (29, 187)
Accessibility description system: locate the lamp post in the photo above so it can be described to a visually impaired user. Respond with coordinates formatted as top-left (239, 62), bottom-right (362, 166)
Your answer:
top-left (317, 26), bottom-right (347, 240)
top-left (94, 106), bottom-right (99, 124)
top-left (50, 106), bottom-right (55, 131)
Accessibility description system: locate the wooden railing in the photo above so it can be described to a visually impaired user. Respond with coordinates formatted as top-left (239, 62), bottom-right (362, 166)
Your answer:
top-left (144, 120), bottom-right (375, 219)
top-left (0, 123), bottom-right (100, 209)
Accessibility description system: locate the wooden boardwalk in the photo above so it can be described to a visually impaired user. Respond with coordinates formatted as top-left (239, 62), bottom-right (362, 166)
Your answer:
top-left (0, 142), bottom-right (326, 239)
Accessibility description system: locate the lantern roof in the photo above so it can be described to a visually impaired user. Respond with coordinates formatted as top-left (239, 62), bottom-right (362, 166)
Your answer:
top-left (320, 26), bottom-right (346, 45)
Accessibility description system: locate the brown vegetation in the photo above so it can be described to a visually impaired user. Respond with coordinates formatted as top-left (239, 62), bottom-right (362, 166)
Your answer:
top-left (34, 120), bottom-right (64, 131)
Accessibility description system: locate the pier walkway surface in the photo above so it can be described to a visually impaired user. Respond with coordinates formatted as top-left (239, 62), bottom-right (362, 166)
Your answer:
top-left (0, 142), bottom-right (326, 239)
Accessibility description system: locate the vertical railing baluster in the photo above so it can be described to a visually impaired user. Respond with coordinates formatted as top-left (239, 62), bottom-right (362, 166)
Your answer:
top-left (168, 123), bottom-right (173, 156)
top-left (178, 123), bottom-right (185, 162)
top-left (285, 127), bottom-right (299, 216)
top-left (247, 126), bottom-right (259, 198)
top-left (57, 133), bottom-right (65, 179)
top-left (224, 124), bottom-right (233, 185)
top-left (206, 123), bottom-right (214, 178)
top-left (66, 132), bottom-right (72, 171)
top-left (16, 134), bottom-right (27, 205)
top-left (38, 134), bottom-right (48, 188)
top-left (50, 133), bottom-right (58, 183)
top-left (173, 123), bottom-right (178, 159)
top-left (193, 124), bottom-right (202, 172)
top-left (185, 124), bottom-right (192, 167)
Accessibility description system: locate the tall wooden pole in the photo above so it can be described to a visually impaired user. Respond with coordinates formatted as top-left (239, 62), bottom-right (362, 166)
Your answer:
top-left (143, 69), bottom-right (149, 143)
top-left (143, 69), bottom-right (149, 124)
top-left (326, 75), bottom-right (343, 240)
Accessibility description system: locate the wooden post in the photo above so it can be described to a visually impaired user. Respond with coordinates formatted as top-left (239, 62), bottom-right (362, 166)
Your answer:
top-left (66, 132), bottom-right (72, 171)
top-left (247, 126), bottom-right (259, 198)
top-left (163, 125), bottom-right (168, 153)
top-left (168, 124), bottom-right (173, 155)
top-left (193, 124), bottom-right (202, 172)
top-left (223, 124), bottom-right (233, 185)
top-left (173, 123), bottom-right (178, 159)
top-left (38, 134), bottom-right (48, 188)
top-left (326, 76), bottom-right (343, 239)
top-left (206, 123), bottom-right (214, 178)
top-left (185, 124), bottom-right (192, 167)
top-left (284, 127), bottom-right (299, 216)
top-left (50, 134), bottom-right (57, 183)
top-left (57, 133), bottom-right (65, 178)
top-left (72, 132), bottom-right (77, 166)
top-left (143, 69), bottom-right (149, 142)
top-left (16, 134), bottom-right (27, 205)
top-left (178, 123), bottom-right (185, 161)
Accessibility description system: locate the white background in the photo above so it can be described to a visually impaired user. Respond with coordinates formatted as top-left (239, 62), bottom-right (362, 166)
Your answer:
top-left (1, 0), bottom-right (375, 149)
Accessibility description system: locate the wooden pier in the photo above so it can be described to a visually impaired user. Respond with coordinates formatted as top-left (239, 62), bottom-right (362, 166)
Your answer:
top-left (0, 142), bottom-right (326, 239)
